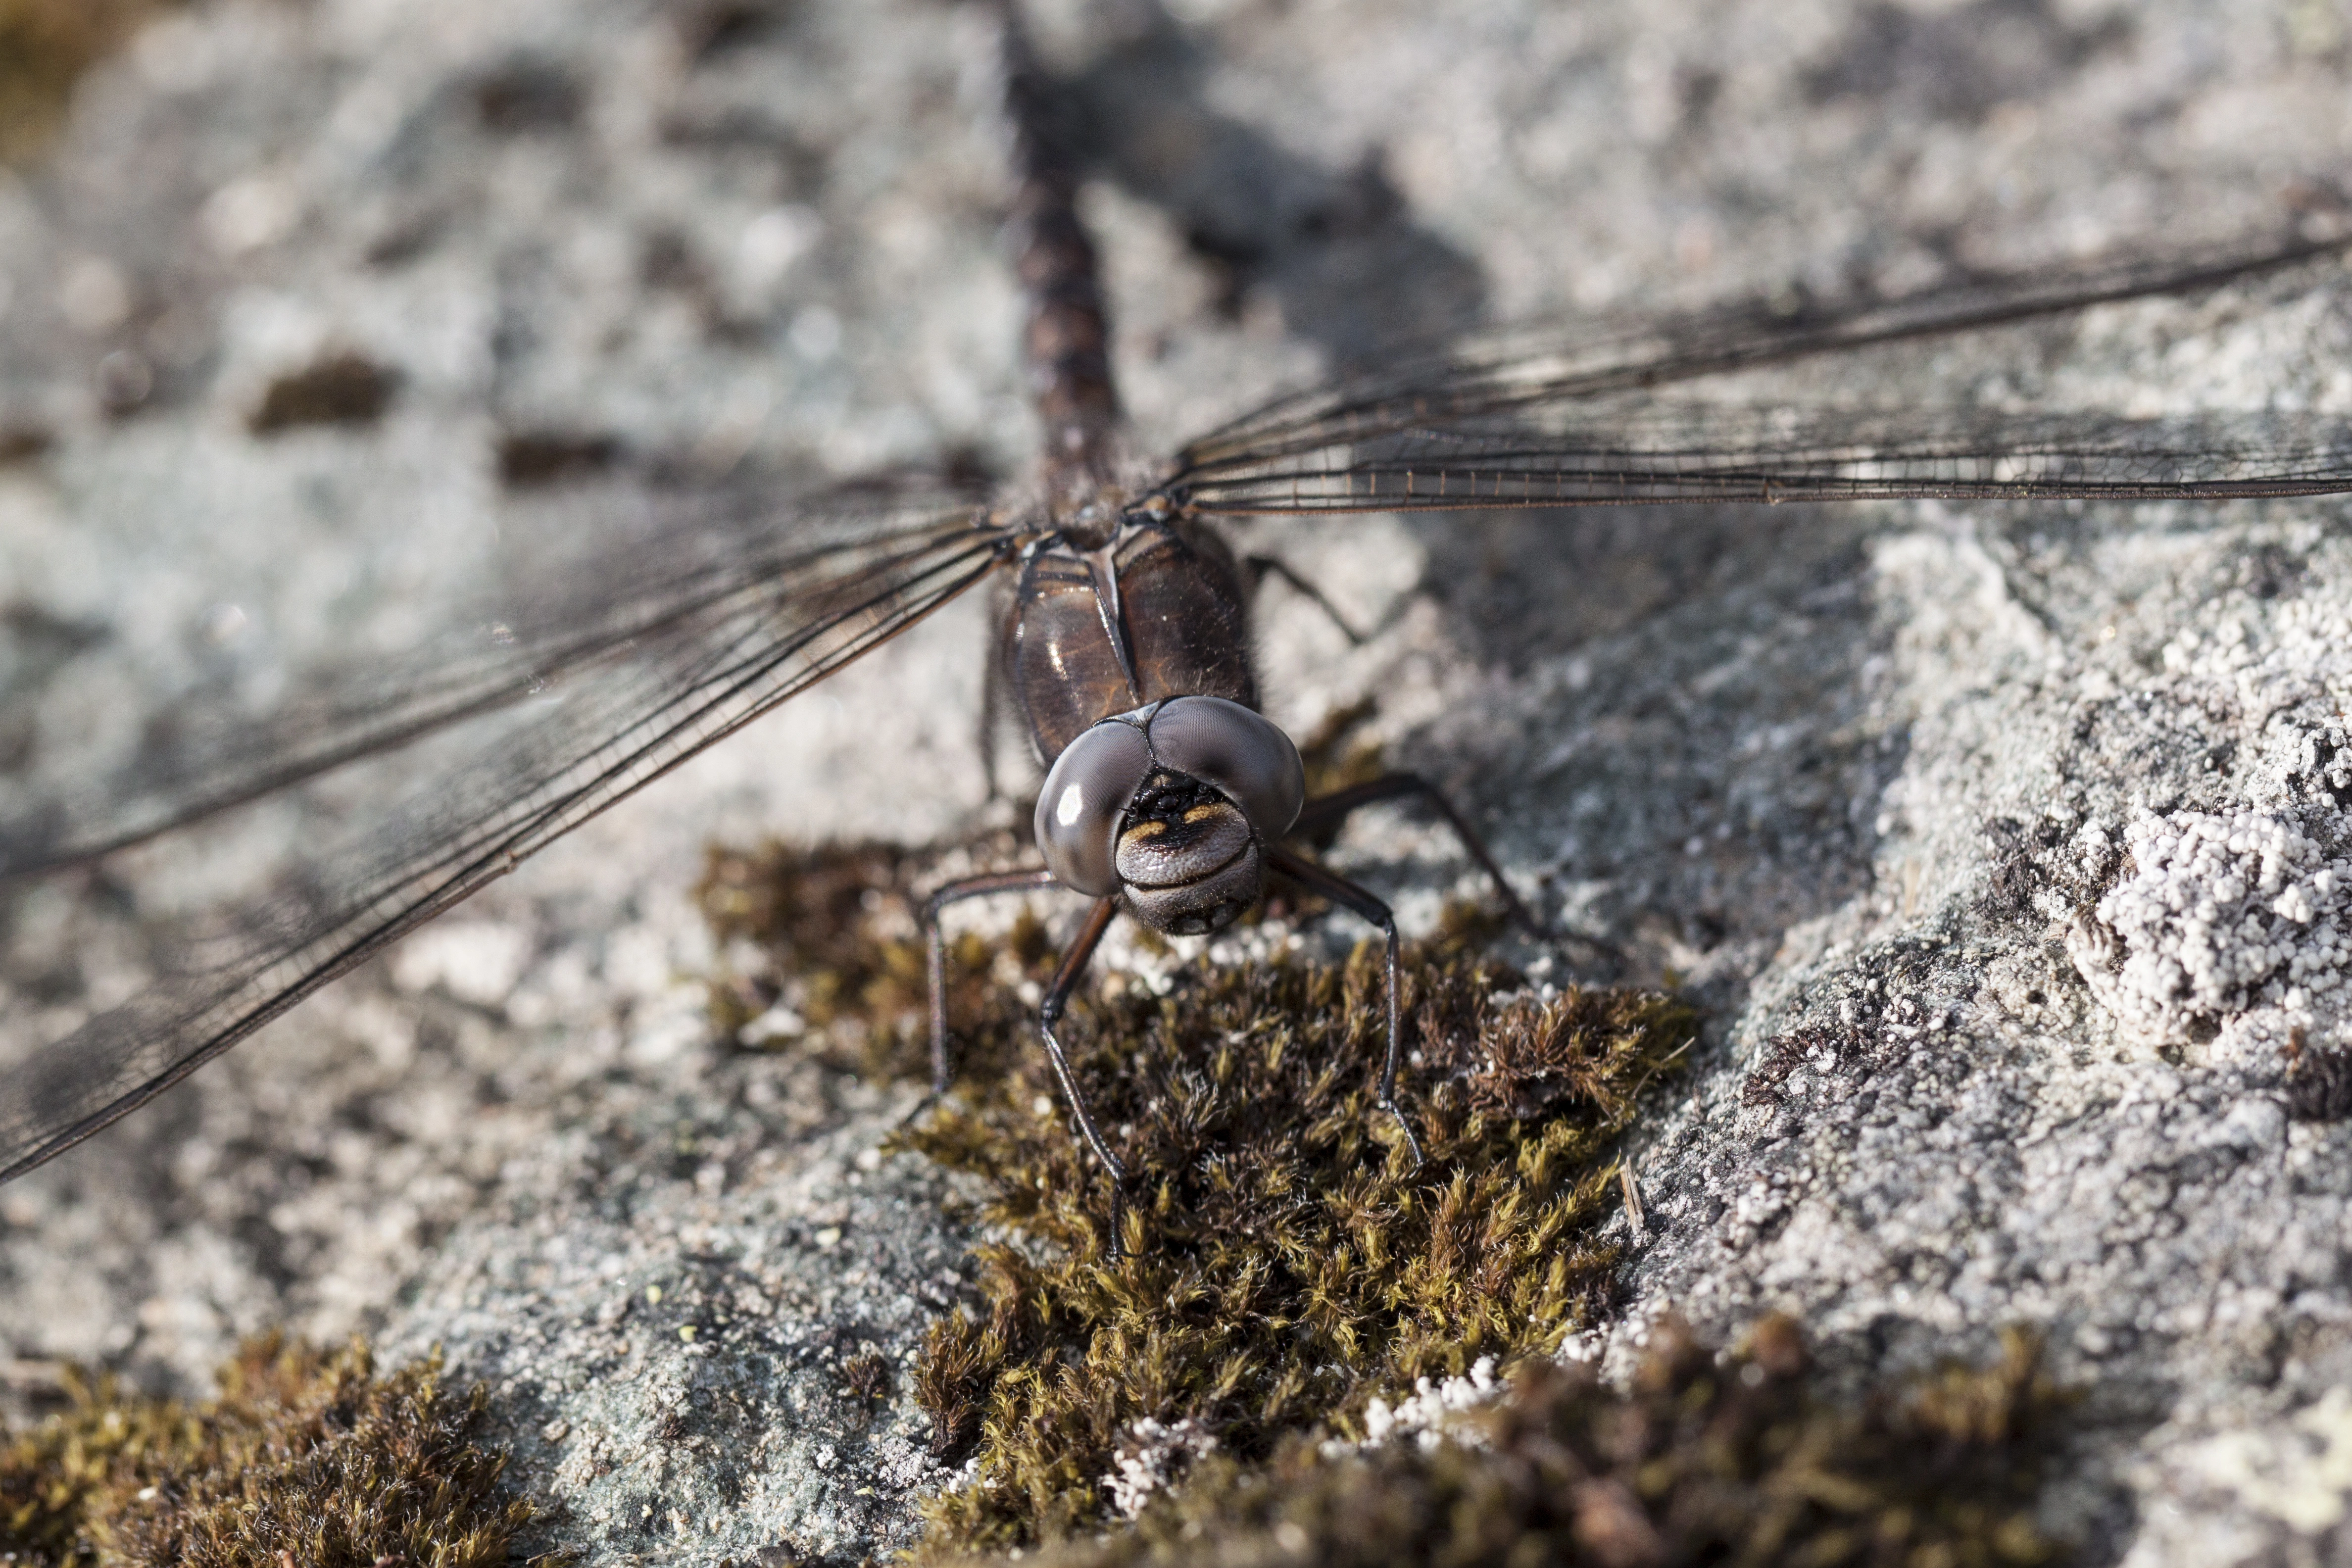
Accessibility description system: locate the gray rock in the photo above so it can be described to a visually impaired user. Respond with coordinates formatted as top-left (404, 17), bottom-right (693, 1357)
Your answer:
top-left (380, 1058), bottom-right (984, 1565)
top-left (2, 0), bottom-right (2351, 1563)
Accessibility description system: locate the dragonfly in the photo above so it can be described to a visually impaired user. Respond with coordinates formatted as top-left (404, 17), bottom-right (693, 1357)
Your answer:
top-left (5, 0), bottom-right (2352, 1249)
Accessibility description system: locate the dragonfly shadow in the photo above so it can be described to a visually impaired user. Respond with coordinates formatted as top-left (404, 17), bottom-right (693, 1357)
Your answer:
top-left (1408, 502), bottom-right (1904, 974)
top-left (1050, 0), bottom-right (1487, 368)
top-left (1802, 0), bottom-right (2133, 127)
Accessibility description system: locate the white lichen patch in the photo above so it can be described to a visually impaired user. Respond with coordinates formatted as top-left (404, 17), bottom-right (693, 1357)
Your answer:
top-left (2159, 595), bottom-right (2352, 814)
top-left (1320, 1356), bottom-right (1503, 1461)
top-left (1102, 1416), bottom-right (1220, 1519)
top-left (2067, 809), bottom-right (2352, 1051)
top-left (2179, 1387), bottom-right (2352, 1533)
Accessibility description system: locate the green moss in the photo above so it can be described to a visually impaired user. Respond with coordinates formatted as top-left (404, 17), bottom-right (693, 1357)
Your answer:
top-left (0, 1334), bottom-right (529, 1567)
top-left (0, 0), bottom-right (174, 163)
top-left (935, 1315), bottom-right (2070, 1568)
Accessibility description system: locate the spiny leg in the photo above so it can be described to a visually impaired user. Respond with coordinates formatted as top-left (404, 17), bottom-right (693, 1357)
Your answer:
top-left (924, 868), bottom-right (1061, 1094)
top-left (924, 873), bottom-right (1131, 1255)
top-left (1035, 896), bottom-right (1132, 1257)
top-left (977, 623), bottom-right (1009, 803)
top-left (1243, 553), bottom-right (1369, 645)
top-left (1263, 843), bottom-right (1422, 1170)
top-left (1293, 772), bottom-right (1624, 966)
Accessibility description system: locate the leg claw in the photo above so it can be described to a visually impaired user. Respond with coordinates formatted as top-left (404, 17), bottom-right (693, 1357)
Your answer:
top-left (1380, 1102), bottom-right (1427, 1171)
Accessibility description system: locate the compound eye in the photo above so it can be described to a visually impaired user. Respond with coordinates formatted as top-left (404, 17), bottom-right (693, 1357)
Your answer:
top-left (1034, 719), bottom-right (1154, 896)
top-left (1145, 696), bottom-right (1305, 840)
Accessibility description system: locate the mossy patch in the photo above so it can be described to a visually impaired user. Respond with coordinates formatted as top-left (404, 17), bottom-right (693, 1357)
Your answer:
top-left (934, 1315), bottom-right (2071, 1568)
top-left (0, 0), bottom-right (174, 163)
top-left (701, 836), bottom-right (1056, 1084)
top-left (899, 947), bottom-right (1691, 1556)
top-left (0, 1334), bottom-right (529, 1567)
top-left (698, 838), bottom-right (1698, 1558)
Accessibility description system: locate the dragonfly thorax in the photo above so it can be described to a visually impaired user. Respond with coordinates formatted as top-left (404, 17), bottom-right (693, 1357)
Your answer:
top-left (1003, 504), bottom-right (1259, 764)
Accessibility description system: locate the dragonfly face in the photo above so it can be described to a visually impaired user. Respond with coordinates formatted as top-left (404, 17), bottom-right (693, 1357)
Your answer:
top-left (1032, 693), bottom-right (1306, 934)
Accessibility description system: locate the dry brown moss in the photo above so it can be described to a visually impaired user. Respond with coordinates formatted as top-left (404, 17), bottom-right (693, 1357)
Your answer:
top-left (701, 837), bottom-right (1056, 1084)
top-left (0, 1334), bottom-right (529, 1567)
top-left (698, 837), bottom-right (1697, 1559)
top-left (0, 0), bottom-right (175, 163)
top-left (895, 947), bottom-right (1691, 1556)
top-left (938, 1315), bottom-right (2070, 1568)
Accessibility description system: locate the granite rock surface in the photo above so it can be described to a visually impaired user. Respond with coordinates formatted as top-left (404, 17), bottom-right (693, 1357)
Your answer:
top-left (2, 0), bottom-right (2352, 1562)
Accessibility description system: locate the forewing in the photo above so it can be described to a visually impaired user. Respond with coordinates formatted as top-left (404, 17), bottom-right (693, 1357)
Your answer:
top-left (0, 478), bottom-right (991, 879)
top-left (1173, 228), bottom-right (2352, 513)
top-left (0, 490), bottom-right (1009, 1182)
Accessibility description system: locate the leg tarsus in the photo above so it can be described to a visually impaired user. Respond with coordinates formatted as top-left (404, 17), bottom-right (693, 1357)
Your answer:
top-left (1037, 896), bottom-right (1132, 1258)
top-left (893, 1085), bottom-right (942, 1134)
top-left (1382, 1100), bottom-right (1426, 1169)
top-left (1264, 843), bottom-right (1423, 1171)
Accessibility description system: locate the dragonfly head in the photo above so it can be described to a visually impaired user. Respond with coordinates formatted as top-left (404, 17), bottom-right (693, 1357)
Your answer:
top-left (1034, 695), bottom-right (1305, 936)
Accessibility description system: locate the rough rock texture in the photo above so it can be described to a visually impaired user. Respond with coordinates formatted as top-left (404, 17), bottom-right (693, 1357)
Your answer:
top-left (3, 0), bottom-right (2352, 1563)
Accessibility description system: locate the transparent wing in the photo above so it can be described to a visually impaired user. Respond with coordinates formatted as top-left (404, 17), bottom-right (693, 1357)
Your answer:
top-left (1180, 405), bottom-right (2352, 512)
top-left (1172, 228), bottom-right (2352, 513)
top-left (0, 477), bottom-right (992, 879)
top-left (0, 487), bottom-right (1011, 1182)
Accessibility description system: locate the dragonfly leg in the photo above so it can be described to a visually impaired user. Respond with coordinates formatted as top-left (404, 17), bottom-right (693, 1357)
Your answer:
top-left (1293, 772), bottom-right (1624, 966)
top-left (1263, 844), bottom-right (1423, 1170)
top-left (1242, 553), bottom-right (1369, 645)
top-left (978, 625), bottom-right (1009, 802)
top-left (1035, 896), bottom-right (1132, 1257)
top-left (923, 867), bottom-right (1062, 1094)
